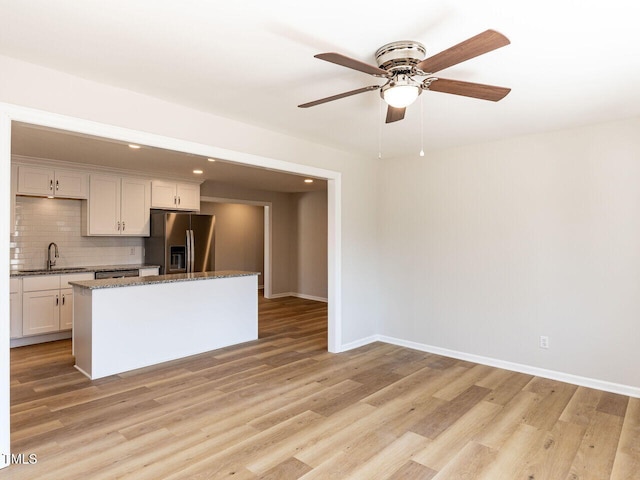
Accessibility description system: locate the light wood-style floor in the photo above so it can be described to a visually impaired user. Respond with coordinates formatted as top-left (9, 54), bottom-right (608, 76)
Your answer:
top-left (4, 294), bottom-right (640, 479)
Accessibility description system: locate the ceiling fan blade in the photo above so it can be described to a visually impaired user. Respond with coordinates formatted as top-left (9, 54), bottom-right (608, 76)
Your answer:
top-left (298, 85), bottom-right (380, 108)
top-left (315, 53), bottom-right (388, 76)
top-left (426, 78), bottom-right (511, 101)
top-left (385, 106), bottom-right (406, 123)
top-left (416, 29), bottom-right (510, 74)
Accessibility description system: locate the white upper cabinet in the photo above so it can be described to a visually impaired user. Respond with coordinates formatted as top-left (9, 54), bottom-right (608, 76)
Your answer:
top-left (17, 165), bottom-right (87, 199)
top-left (84, 174), bottom-right (150, 236)
top-left (151, 180), bottom-right (200, 211)
top-left (120, 177), bottom-right (151, 235)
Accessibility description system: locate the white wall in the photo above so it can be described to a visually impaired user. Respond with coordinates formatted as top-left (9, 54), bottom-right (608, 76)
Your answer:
top-left (378, 116), bottom-right (640, 392)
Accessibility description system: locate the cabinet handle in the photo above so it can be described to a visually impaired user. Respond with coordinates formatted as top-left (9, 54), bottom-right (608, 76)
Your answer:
top-left (56, 179), bottom-right (59, 191)
top-left (178, 196), bottom-right (181, 205)
top-left (122, 221), bottom-right (125, 231)
top-left (62, 294), bottom-right (65, 305)
top-left (117, 221), bottom-right (121, 231)
top-left (56, 295), bottom-right (59, 306)
top-left (174, 195), bottom-right (177, 205)
top-left (49, 179), bottom-right (54, 191)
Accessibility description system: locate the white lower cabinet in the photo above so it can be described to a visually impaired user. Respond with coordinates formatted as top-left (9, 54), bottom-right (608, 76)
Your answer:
top-left (21, 273), bottom-right (93, 336)
top-left (22, 289), bottom-right (60, 336)
top-left (60, 288), bottom-right (74, 330)
top-left (10, 278), bottom-right (22, 338)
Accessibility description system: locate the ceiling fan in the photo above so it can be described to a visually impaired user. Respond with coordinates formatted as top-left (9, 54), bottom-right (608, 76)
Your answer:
top-left (298, 29), bottom-right (511, 123)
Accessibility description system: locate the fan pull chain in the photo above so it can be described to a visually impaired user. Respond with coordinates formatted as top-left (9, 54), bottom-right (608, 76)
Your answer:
top-left (419, 94), bottom-right (425, 157)
top-left (378, 99), bottom-right (383, 159)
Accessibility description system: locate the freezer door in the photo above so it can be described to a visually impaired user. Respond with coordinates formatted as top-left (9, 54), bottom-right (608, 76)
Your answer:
top-left (165, 213), bottom-right (191, 274)
top-left (190, 214), bottom-right (215, 273)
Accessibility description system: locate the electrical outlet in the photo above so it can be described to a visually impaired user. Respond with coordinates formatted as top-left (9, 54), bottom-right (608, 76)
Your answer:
top-left (539, 335), bottom-right (549, 349)
top-left (129, 247), bottom-right (136, 256)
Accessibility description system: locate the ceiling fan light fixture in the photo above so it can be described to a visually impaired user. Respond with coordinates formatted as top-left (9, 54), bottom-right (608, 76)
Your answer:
top-left (383, 84), bottom-right (420, 108)
top-left (381, 75), bottom-right (421, 108)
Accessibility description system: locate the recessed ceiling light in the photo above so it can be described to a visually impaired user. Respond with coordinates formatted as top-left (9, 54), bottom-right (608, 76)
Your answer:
top-left (304, 179), bottom-right (314, 183)
top-left (193, 169), bottom-right (203, 174)
top-left (128, 144), bottom-right (141, 149)
top-left (207, 158), bottom-right (216, 162)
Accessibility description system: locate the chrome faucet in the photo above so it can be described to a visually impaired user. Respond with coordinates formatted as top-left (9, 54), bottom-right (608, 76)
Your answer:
top-left (47, 242), bottom-right (59, 270)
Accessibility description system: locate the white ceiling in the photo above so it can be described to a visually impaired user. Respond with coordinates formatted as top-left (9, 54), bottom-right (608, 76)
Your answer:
top-left (1, 0), bottom-right (639, 161)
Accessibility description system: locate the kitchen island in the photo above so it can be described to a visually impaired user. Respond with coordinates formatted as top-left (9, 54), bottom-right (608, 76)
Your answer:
top-left (70, 270), bottom-right (259, 380)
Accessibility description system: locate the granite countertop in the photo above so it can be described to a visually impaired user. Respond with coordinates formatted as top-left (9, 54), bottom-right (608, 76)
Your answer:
top-left (69, 270), bottom-right (260, 290)
top-left (10, 264), bottom-right (161, 277)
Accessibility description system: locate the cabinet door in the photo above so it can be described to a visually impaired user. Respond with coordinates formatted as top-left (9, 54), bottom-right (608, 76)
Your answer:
top-left (176, 183), bottom-right (200, 211)
top-left (151, 180), bottom-right (177, 209)
top-left (55, 170), bottom-right (88, 199)
top-left (121, 178), bottom-right (151, 236)
top-left (23, 290), bottom-right (60, 335)
top-left (88, 174), bottom-right (121, 235)
top-left (10, 291), bottom-right (23, 338)
top-left (59, 288), bottom-right (74, 330)
top-left (17, 166), bottom-right (54, 196)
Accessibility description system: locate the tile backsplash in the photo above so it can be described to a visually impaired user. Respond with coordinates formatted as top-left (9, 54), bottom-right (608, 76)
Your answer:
top-left (10, 196), bottom-right (144, 272)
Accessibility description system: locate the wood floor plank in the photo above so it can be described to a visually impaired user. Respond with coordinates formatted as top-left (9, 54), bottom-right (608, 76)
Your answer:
top-left (413, 400), bottom-right (502, 471)
top-left (430, 441), bottom-right (497, 480)
top-left (512, 420), bottom-right (585, 480)
top-left (387, 460), bottom-right (437, 480)
top-left (476, 423), bottom-right (548, 480)
top-left (610, 398), bottom-right (640, 479)
top-left (410, 385), bottom-right (492, 439)
top-left (257, 457), bottom-right (312, 480)
top-left (475, 390), bottom-right (541, 450)
top-left (346, 431), bottom-right (431, 479)
top-left (6, 293), bottom-right (638, 479)
top-left (567, 411), bottom-right (625, 480)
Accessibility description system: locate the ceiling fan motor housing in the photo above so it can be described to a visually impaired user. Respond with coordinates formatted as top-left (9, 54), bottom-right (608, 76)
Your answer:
top-left (375, 41), bottom-right (427, 73)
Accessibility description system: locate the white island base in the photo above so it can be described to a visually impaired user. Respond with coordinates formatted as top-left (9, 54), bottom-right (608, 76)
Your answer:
top-left (72, 272), bottom-right (258, 380)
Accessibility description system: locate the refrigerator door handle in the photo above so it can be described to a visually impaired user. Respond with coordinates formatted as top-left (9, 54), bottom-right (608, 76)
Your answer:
top-left (190, 230), bottom-right (195, 273)
top-left (185, 230), bottom-right (191, 273)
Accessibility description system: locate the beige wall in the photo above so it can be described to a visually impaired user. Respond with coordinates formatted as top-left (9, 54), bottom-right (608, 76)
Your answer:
top-left (378, 116), bottom-right (640, 391)
top-left (293, 190), bottom-right (328, 300)
top-left (201, 181), bottom-right (295, 295)
top-left (201, 182), bottom-right (329, 300)
top-left (199, 202), bottom-right (265, 285)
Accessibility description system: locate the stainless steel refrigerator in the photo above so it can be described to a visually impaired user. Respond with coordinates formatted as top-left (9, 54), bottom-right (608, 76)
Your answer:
top-left (144, 211), bottom-right (215, 274)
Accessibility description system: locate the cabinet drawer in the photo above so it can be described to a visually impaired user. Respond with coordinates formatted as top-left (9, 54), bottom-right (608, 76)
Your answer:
top-left (61, 273), bottom-right (94, 288)
top-left (23, 275), bottom-right (60, 292)
top-left (10, 278), bottom-right (21, 294)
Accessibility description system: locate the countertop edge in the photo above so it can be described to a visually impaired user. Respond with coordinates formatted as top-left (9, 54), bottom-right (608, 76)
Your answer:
top-left (10, 264), bottom-right (161, 278)
top-left (69, 270), bottom-right (260, 290)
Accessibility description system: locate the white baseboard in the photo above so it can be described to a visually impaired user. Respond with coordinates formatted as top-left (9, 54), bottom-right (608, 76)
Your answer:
top-left (267, 291), bottom-right (328, 303)
top-left (10, 330), bottom-right (72, 348)
top-left (340, 335), bottom-right (380, 352)
top-left (340, 334), bottom-right (640, 399)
